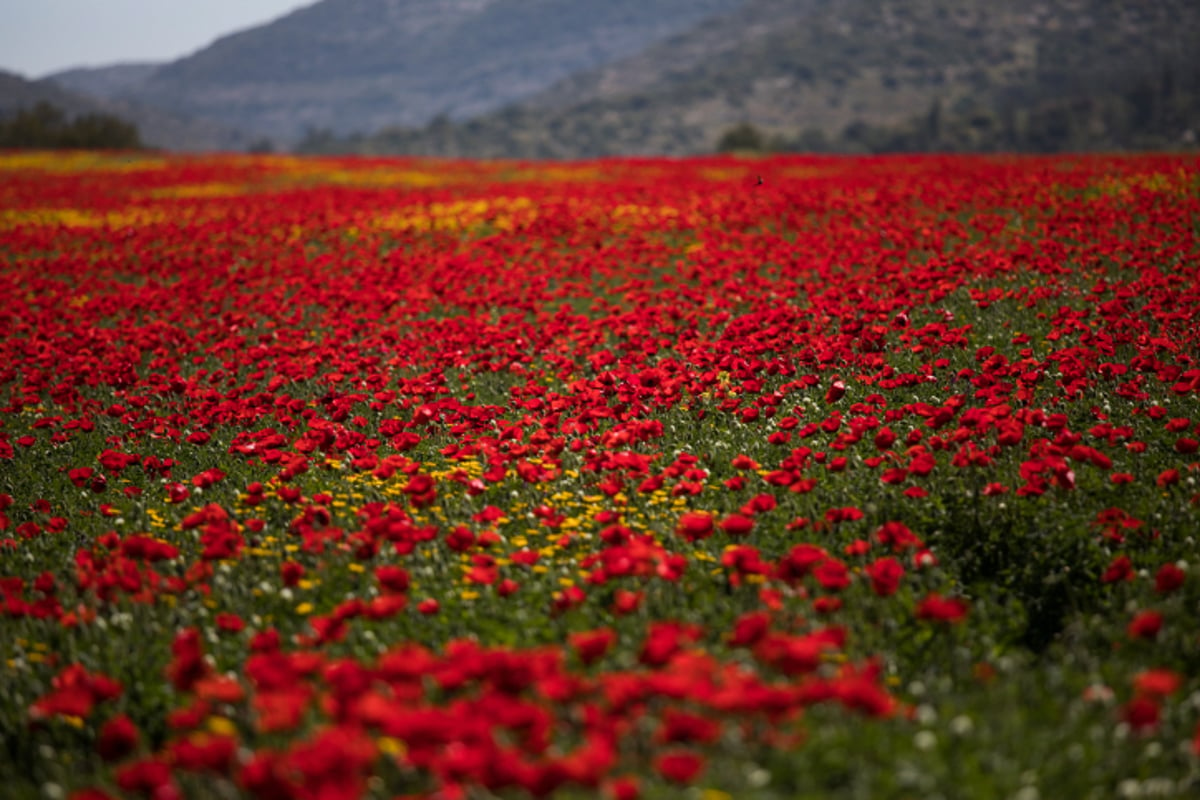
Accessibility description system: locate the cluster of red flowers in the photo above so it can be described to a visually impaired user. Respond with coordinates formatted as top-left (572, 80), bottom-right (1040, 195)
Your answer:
top-left (0, 151), bottom-right (1197, 797)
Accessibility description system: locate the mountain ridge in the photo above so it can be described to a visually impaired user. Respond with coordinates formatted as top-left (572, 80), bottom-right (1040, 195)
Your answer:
top-left (56, 0), bottom-right (742, 145)
top-left (16, 0), bottom-right (1200, 157)
top-left (316, 0), bottom-right (1200, 157)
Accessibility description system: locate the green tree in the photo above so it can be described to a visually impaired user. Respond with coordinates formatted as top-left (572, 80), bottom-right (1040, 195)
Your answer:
top-left (716, 122), bottom-right (766, 152)
top-left (0, 102), bottom-right (141, 149)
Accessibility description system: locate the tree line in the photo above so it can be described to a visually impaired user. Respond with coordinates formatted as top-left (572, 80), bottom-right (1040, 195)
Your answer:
top-left (0, 102), bottom-right (143, 150)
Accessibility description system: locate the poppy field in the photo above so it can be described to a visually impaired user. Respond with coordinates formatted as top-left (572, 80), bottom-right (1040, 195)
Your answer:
top-left (1, 149), bottom-right (1199, 799)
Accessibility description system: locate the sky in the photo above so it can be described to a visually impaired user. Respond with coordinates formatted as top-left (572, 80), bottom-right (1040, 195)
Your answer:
top-left (0, 1), bottom-right (309, 78)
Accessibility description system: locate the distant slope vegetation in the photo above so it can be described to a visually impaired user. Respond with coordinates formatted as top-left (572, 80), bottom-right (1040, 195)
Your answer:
top-left (49, 63), bottom-right (161, 99)
top-left (0, 70), bottom-right (248, 151)
top-left (312, 0), bottom-right (1200, 157)
top-left (86, 0), bottom-right (740, 144)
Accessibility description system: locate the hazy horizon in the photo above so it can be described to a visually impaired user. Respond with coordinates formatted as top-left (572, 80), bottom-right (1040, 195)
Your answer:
top-left (0, 1), bottom-right (307, 78)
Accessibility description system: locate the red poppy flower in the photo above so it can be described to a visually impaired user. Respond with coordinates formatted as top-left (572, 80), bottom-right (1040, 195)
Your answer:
top-left (729, 610), bottom-right (771, 647)
top-left (165, 483), bottom-right (190, 504)
top-left (813, 559), bottom-right (851, 591)
top-left (1121, 696), bottom-right (1160, 732)
top-left (115, 758), bottom-right (175, 796)
top-left (639, 622), bottom-right (699, 667)
top-left (676, 511), bottom-right (714, 542)
top-left (654, 750), bottom-right (705, 784)
top-left (1101, 555), bottom-right (1135, 584)
top-left (569, 628), bottom-right (616, 665)
top-left (166, 628), bottom-right (210, 691)
top-left (915, 593), bottom-right (969, 624)
top-left (1127, 610), bottom-right (1163, 640)
top-left (876, 521), bottom-right (924, 552)
top-left (374, 564), bottom-right (410, 594)
top-left (281, 560), bottom-right (305, 587)
top-left (1154, 563), bottom-right (1185, 594)
top-left (612, 590), bottom-right (643, 615)
top-left (718, 513), bottom-right (755, 537)
top-left (1133, 669), bottom-right (1181, 698)
top-left (865, 557), bottom-right (905, 596)
top-left (657, 709), bottom-right (721, 744)
top-left (417, 598), bottom-right (440, 615)
top-left (30, 664), bottom-right (122, 721)
top-left (169, 732), bottom-right (237, 773)
top-left (97, 714), bottom-right (140, 761)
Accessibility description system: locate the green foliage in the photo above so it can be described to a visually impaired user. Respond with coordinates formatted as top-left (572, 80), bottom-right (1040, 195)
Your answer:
top-left (0, 102), bottom-right (142, 150)
top-left (716, 122), bottom-right (767, 153)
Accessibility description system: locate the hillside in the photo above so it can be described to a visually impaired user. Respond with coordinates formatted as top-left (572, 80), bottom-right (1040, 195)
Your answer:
top-left (48, 63), bottom-right (162, 99)
top-left (79, 0), bottom-right (740, 144)
top-left (0, 70), bottom-right (250, 152)
top-left (315, 0), bottom-right (1200, 158)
